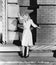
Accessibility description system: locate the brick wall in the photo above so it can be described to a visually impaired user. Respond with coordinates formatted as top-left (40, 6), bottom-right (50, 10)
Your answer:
top-left (36, 6), bottom-right (56, 45)
top-left (18, 0), bottom-right (30, 6)
top-left (37, 6), bottom-right (56, 24)
top-left (37, 0), bottom-right (56, 4)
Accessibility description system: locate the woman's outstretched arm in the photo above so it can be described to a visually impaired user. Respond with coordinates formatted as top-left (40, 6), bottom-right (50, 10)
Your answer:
top-left (31, 19), bottom-right (40, 29)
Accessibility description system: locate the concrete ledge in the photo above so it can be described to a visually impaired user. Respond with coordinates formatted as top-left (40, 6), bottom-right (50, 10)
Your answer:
top-left (0, 44), bottom-right (21, 52)
top-left (0, 44), bottom-right (56, 52)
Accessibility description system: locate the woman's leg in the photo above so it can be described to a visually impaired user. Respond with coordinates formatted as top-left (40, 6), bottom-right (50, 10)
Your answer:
top-left (26, 46), bottom-right (29, 56)
top-left (22, 46), bottom-right (25, 56)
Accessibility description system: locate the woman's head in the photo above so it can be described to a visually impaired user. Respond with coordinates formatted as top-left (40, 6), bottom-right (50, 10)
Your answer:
top-left (23, 13), bottom-right (30, 20)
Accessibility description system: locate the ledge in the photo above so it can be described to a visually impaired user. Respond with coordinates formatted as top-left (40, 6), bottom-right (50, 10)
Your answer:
top-left (0, 44), bottom-right (21, 52)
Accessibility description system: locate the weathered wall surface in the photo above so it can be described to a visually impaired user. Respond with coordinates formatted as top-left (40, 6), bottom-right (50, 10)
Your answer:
top-left (36, 2), bottom-right (56, 45)
top-left (37, 0), bottom-right (56, 4)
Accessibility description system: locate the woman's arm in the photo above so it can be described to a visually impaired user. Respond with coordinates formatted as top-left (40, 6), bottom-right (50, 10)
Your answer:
top-left (18, 13), bottom-right (24, 23)
top-left (31, 19), bottom-right (40, 29)
top-left (18, 13), bottom-right (24, 20)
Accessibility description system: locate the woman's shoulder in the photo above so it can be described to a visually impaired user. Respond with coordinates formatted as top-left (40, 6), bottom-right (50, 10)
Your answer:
top-left (28, 19), bottom-right (32, 21)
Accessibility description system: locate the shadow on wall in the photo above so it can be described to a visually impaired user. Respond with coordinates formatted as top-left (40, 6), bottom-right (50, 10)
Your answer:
top-left (30, 0), bottom-right (37, 6)
top-left (13, 18), bottom-right (23, 46)
top-left (28, 0), bottom-right (39, 45)
top-left (52, 50), bottom-right (56, 58)
top-left (0, 33), bottom-right (2, 43)
top-left (29, 11), bottom-right (37, 45)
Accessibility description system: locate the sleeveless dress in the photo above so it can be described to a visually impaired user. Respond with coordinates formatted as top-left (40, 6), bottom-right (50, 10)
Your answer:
top-left (21, 19), bottom-right (37, 46)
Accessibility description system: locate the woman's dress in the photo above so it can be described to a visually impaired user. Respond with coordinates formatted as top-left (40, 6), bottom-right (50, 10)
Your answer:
top-left (21, 19), bottom-right (37, 46)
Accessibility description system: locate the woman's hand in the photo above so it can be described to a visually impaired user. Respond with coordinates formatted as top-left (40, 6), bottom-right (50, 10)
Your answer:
top-left (37, 26), bottom-right (41, 29)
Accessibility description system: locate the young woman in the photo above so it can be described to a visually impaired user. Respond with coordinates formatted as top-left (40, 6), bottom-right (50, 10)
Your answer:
top-left (18, 13), bottom-right (40, 58)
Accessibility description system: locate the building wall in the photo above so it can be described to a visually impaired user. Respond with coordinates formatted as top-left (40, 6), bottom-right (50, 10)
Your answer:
top-left (0, 0), bottom-right (3, 42)
top-left (37, 6), bottom-right (56, 24)
top-left (36, 3), bottom-right (56, 45)
top-left (7, 0), bottom-right (30, 43)
top-left (0, 0), bottom-right (2, 33)
top-left (18, 0), bottom-right (30, 6)
top-left (0, 0), bottom-right (56, 45)
top-left (37, 0), bottom-right (56, 4)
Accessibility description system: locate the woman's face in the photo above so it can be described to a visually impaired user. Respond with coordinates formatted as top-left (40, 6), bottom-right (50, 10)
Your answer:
top-left (23, 14), bottom-right (29, 20)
